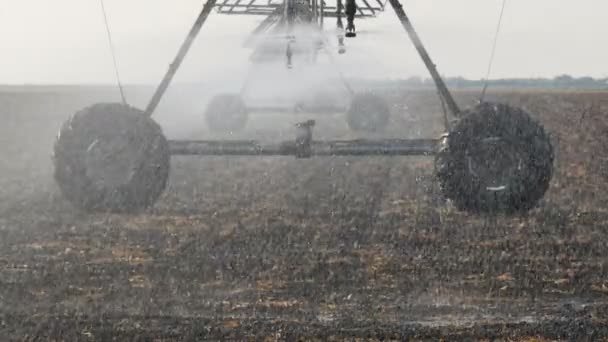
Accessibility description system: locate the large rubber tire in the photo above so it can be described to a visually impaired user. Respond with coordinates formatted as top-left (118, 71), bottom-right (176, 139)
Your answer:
top-left (54, 103), bottom-right (170, 212)
top-left (436, 102), bottom-right (554, 215)
top-left (205, 94), bottom-right (248, 132)
top-left (346, 92), bottom-right (390, 132)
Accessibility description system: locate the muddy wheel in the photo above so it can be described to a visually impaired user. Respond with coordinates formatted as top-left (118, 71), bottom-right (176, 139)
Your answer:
top-left (346, 92), bottom-right (390, 132)
top-left (54, 103), bottom-right (170, 212)
top-left (435, 102), bottom-right (554, 215)
top-left (205, 94), bottom-right (248, 132)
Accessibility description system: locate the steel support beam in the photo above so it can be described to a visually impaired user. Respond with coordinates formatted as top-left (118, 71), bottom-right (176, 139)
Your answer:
top-left (244, 6), bottom-right (285, 47)
top-left (243, 105), bottom-right (348, 113)
top-left (144, 0), bottom-right (217, 117)
top-left (169, 138), bottom-right (439, 157)
top-left (387, 0), bottom-right (461, 118)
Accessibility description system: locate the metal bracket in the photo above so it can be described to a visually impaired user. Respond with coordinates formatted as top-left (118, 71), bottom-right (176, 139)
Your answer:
top-left (295, 120), bottom-right (315, 158)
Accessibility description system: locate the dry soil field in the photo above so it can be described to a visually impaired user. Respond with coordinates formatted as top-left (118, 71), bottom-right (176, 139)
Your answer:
top-left (1, 86), bottom-right (608, 340)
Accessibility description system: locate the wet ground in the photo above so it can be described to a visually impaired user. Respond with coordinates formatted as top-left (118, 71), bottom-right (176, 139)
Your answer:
top-left (1, 86), bottom-right (608, 340)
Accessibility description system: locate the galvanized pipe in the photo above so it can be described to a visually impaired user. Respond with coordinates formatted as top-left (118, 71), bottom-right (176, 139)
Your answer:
top-left (387, 0), bottom-right (461, 118)
top-left (169, 139), bottom-right (439, 157)
top-left (144, 0), bottom-right (218, 117)
top-left (313, 139), bottom-right (438, 156)
top-left (169, 140), bottom-right (294, 156)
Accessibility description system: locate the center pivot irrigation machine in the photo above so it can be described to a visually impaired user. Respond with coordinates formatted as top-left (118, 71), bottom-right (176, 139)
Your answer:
top-left (53, 0), bottom-right (554, 215)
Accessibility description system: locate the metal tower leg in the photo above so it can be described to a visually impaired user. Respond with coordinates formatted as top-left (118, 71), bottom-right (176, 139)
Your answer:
top-left (387, 0), bottom-right (461, 119)
top-left (144, 0), bottom-right (218, 117)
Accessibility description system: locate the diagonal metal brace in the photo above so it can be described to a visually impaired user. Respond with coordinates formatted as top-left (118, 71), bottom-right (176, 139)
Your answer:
top-left (145, 0), bottom-right (218, 117)
top-left (387, 0), bottom-right (461, 119)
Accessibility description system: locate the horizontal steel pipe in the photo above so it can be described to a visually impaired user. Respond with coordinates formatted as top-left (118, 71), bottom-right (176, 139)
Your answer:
top-left (169, 139), bottom-right (438, 157)
top-left (169, 140), bottom-right (295, 156)
top-left (245, 106), bottom-right (348, 113)
top-left (312, 139), bottom-right (438, 156)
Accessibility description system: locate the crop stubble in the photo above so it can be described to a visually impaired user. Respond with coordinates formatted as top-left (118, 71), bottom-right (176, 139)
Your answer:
top-left (1, 87), bottom-right (608, 340)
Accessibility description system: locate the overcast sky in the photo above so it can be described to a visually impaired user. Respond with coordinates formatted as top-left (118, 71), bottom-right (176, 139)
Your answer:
top-left (1, 0), bottom-right (606, 84)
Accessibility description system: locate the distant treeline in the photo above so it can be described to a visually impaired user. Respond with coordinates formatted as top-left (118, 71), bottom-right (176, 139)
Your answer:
top-left (446, 75), bottom-right (608, 89)
top-left (354, 75), bottom-right (608, 90)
